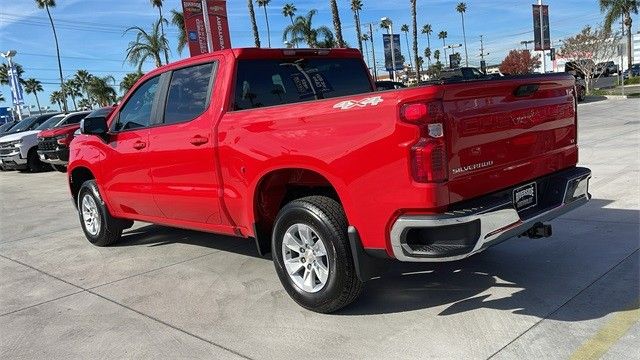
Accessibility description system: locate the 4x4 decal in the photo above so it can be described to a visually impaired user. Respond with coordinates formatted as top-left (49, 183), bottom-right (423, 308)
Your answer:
top-left (333, 96), bottom-right (384, 110)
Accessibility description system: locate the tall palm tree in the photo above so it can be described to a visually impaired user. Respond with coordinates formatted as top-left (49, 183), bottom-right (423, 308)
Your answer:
top-left (456, 2), bottom-right (469, 67)
top-left (74, 70), bottom-right (93, 100)
top-left (434, 49), bottom-right (441, 64)
top-left (400, 24), bottom-right (414, 69)
top-left (88, 76), bottom-right (117, 107)
top-left (50, 90), bottom-right (64, 112)
top-left (283, 10), bottom-right (334, 48)
top-left (422, 24), bottom-right (433, 67)
top-left (282, 3), bottom-right (297, 25)
top-left (256, 0), bottom-right (272, 47)
top-left (120, 72), bottom-right (144, 93)
top-left (125, 19), bottom-right (169, 71)
top-left (0, 63), bottom-right (25, 86)
top-left (36, 0), bottom-right (68, 113)
top-left (248, 0), bottom-right (261, 47)
top-left (424, 47), bottom-right (431, 67)
top-left (600, 0), bottom-right (638, 72)
top-left (23, 78), bottom-right (44, 112)
top-left (151, 0), bottom-right (169, 64)
top-left (63, 79), bottom-right (82, 111)
top-left (438, 30), bottom-right (448, 67)
top-left (410, 0), bottom-right (420, 79)
top-left (351, 0), bottom-right (364, 54)
top-left (329, 0), bottom-right (345, 47)
top-left (170, 10), bottom-right (187, 55)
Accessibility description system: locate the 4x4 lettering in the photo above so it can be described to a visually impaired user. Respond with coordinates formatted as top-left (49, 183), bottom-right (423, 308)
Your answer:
top-left (333, 96), bottom-right (384, 110)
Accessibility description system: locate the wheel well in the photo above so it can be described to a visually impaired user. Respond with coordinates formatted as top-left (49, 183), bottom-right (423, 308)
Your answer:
top-left (69, 167), bottom-right (95, 206)
top-left (252, 168), bottom-right (340, 255)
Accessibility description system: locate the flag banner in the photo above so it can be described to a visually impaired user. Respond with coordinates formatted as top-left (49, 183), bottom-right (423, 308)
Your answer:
top-left (182, 0), bottom-right (231, 57)
top-left (383, 34), bottom-right (403, 71)
top-left (533, 4), bottom-right (551, 51)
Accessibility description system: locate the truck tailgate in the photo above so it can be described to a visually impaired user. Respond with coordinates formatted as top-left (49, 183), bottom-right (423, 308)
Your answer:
top-left (441, 75), bottom-right (578, 204)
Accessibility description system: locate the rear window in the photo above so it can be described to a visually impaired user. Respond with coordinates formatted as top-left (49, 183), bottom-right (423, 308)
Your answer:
top-left (36, 115), bottom-right (65, 130)
top-left (57, 112), bottom-right (88, 127)
top-left (233, 58), bottom-right (372, 110)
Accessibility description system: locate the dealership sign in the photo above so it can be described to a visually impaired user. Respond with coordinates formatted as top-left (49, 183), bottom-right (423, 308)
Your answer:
top-left (182, 0), bottom-right (231, 57)
top-left (382, 34), bottom-right (403, 71)
top-left (8, 65), bottom-right (24, 106)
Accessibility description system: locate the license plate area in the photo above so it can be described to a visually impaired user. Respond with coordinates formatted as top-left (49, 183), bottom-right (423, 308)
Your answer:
top-left (513, 182), bottom-right (537, 212)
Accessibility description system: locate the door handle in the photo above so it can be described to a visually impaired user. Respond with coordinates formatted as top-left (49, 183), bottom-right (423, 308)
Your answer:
top-left (190, 135), bottom-right (209, 146)
top-left (133, 141), bottom-right (146, 150)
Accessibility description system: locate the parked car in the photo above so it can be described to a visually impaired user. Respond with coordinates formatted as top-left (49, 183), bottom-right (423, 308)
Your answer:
top-left (0, 120), bottom-right (19, 134)
top-left (564, 60), bottom-right (596, 79)
top-left (623, 63), bottom-right (640, 79)
top-left (37, 110), bottom-right (94, 172)
top-left (0, 113), bottom-right (60, 171)
top-left (0, 112), bottom-right (83, 172)
top-left (68, 48), bottom-right (591, 313)
top-left (374, 81), bottom-right (406, 91)
top-left (595, 61), bottom-right (619, 77)
top-left (421, 67), bottom-right (491, 84)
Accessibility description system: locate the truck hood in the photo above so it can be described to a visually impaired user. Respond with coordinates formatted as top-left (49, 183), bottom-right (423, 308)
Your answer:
top-left (0, 130), bottom-right (40, 143)
top-left (39, 124), bottom-right (80, 139)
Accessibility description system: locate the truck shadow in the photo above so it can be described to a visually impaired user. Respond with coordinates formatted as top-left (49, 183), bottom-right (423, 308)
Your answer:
top-left (112, 199), bottom-right (638, 322)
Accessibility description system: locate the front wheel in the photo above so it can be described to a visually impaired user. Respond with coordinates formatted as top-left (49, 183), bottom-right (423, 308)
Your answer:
top-left (77, 180), bottom-right (127, 247)
top-left (272, 196), bottom-right (363, 313)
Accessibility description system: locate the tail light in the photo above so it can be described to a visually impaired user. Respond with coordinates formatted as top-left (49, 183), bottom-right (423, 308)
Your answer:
top-left (401, 101), bottom-right (448, 183)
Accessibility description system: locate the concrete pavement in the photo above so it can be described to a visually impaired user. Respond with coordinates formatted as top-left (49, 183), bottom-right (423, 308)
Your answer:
top-left (1, 99), bottom-right (638, 359)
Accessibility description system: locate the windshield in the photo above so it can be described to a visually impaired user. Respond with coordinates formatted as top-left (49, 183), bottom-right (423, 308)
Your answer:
top-left (0, 122), bottom-right (16, 132)
top-left (36, 115), bottom-right (65, 131)
top-left (7, 116), bottom-right (37, 133)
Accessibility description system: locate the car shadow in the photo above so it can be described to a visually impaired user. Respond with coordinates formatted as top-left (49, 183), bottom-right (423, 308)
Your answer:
top-left (110, 199), bottom-right (638, 321)
top-left (579, 95), bottom-right (608, 104)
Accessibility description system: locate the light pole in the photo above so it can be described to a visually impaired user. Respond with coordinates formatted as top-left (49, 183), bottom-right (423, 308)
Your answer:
top-left (1, 50), bottom-right (22, 120)
top-left (538, 0), bottom-right (547, 73)
top-left (381, 17), bottom-right (396, 82)
top-left (520, 40), bottom-right (534, 49)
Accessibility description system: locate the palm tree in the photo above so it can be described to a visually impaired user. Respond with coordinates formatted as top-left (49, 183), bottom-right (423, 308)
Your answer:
top-left (88, 76), bottom-right (117, 107)
top-left (50, 90), bottom-right (64, 112)
top-left (125, 19), bottom-right (169, 71)
top-left (456, 2), bottom-right (469, 67)
top-left (151, 0), bottom-right (169, 64)
top-left (120, 72), bottom-right (144, 93)
top-left (77, 98), bottom-right (92, 111)
top-left (424, 47), bottom-right (431, 66)
top-left (0, 63), bottom-right (25, 86)
top-left (256, 0), bottom-right (272, 47)
top-left (351, 0), bottom-right (364, 54)
top-left (170, 10), bottom-right (187, 55)
top-left (361, 33), bottom-right (371, 69)
top-left (63, 79), bottom-right (82, 111)
top-left (434, 49), bottom-right (441, 64)
top-left (400, 24), bottom-right (413, 70)
top-left (438, 30), bottom-right (448, 67)
top-left (283, 10), bottom-right (334, 48)
top-left (74, 70), bottom-right (93, 100)
top-left (600, 0), bottom-right (638, 72)
top-left (248, 0), bottom-right (261, 47)
top-left (282, 3), bottom-right (297, 25)
top-left (422, 24), bottom-right (433, 66)
top-left (410, 0), bottom-right (420, 79)
top-left (23, 78), bottom-right (44, 112)
top-left (36, 0), bottom-right (68, 113)
top-left (329, 0), bottom-right (345, 47)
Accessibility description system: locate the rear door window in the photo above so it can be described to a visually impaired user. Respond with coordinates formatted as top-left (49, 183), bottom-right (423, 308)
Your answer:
top-left (58, 113), bottom-right (88, 126)
top-left (163, 62), bottom-right (215, 124)
top-left (233, 58), bottom-right (372, 110)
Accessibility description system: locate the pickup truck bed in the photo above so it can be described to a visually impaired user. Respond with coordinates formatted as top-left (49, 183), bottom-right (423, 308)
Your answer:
top-left (68, 48), bottom-right (591, 313)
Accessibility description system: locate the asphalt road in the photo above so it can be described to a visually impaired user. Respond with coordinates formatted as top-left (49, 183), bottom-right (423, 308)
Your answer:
top-left (1, 99), bottom-right (639, 359)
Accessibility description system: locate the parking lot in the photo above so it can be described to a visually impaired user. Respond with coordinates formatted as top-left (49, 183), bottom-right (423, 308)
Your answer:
top-left (0, 99), bottom-right (638, 359)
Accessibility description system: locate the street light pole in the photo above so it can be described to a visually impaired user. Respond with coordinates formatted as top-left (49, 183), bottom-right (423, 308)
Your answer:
top-left (1, 50), bottom-right (22, 120)
top-left (381, 17), bottom-right (396, 82)
top-left (538, 0), bottom-right (547, 73)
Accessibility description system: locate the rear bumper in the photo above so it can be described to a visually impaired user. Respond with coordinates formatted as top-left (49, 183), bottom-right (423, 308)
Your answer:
top-left (390, 167), bottom-right (592, 262)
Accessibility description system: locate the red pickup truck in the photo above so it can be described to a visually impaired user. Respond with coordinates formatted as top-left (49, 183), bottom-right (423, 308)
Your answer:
top-left (68, 48), bottom-right (591, 313)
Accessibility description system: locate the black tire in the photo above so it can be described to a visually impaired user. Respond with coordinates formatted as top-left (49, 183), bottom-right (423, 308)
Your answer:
top-left (77, 180), bottom-right (126, 247)
top-left (51, 164), bottom-right (67, 173)
top-left (272, 196), bottom-right (363, 313)
top-left (27, 148), bottom-right (44, 172)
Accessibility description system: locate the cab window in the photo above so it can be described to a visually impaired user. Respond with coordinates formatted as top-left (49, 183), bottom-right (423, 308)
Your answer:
top-left (163, 62), bottom-right (215, 124)
top-left (115, 76), bottom-right (160, 131)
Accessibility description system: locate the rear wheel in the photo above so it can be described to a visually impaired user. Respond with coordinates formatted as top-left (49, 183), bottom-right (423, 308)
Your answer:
top-left (272, 196), bottom-right (363, 313)
top-left (51, 164), bottom-right (67, 173)
top-left (78, 180), bottom-right (127, 247)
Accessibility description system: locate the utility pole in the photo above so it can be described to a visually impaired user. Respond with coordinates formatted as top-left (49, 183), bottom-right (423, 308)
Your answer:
top-left (479, 35), bottom-right (490, 73)
top-left (369, 23), bottom-right (378, 81)
top-left (538, 0), bottom-right (546, 73)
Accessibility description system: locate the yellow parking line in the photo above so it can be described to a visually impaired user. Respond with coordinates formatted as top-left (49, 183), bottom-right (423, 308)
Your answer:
top-left (570, 303), bottom-right (640, 360)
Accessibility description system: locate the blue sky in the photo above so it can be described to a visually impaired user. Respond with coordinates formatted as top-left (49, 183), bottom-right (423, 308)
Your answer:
top-left (0, 0), bottom-right (636, 110)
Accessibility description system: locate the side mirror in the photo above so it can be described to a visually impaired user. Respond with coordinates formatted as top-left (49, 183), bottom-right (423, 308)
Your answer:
top-left (80, 116), bottom-right (108, 137)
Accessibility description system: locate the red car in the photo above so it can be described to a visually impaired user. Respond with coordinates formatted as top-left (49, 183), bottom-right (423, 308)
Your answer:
top-left (38, 108), bottom-right (113, 172)
top-left (68, 48), bottom-right (591, 312)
